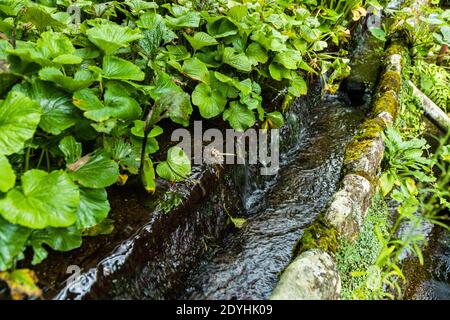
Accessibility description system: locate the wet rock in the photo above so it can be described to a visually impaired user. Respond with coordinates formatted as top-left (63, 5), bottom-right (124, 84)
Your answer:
top-left (324, 174), bottom-right (374, 241)
top-left (270, 249), bottom-right (341, 300)
top-left (345, 136), bottom-right (385, 181)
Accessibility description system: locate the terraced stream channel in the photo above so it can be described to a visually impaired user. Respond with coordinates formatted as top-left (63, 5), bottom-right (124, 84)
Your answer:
top-left (178, 94), bottom-right (368, 300)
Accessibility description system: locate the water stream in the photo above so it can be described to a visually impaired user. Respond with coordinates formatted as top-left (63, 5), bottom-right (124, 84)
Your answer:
top-left (180, 93), bottom-right (368, 300)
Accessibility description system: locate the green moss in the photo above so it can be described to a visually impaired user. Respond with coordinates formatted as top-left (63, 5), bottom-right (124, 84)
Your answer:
top-left (378, 71), bottom-right (401, 93)
top-left (385, 44), bottom-right (403, 56)
top-left (344, 117), bottom-right (386, 164)
top-left (292, 216), bottom-right (339, 257)
top-left (336, 192), bottom-right (390, 300)
top-left (372, 90), bottom-right (399, 119)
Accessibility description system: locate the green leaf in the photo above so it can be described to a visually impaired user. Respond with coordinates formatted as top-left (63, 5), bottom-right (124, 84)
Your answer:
top-left (0, 0), bottom-right (26, 16)
top-left (68, 152), bottom-right (119, 189)
top-left (13, 80), bottom-right (78, 135)
top-left (156, 146), bottom-right (191, 182)
top-left (266, 111), bottom-right (285, 129)
top-left (0, 170), bottom-right (80, 229)
top-left (206, 16), bottom-right (238, 38)
top-left (58, 136), bottom-right (82, 165)
top-left (369, 27), bottom-right (386, 41)
top-left (0, 217), bottom-right (31, 271)
top-left (30, 226), bottom-right (82, 264)
top-left (273, 50), bottom-right (302, 70)
top-left (150, 72), bottom-right (192, 127)
top-left (101, 56), bottom-right (145, 81)
top-left (0, 155), bottom-right (15, 193)
top-left (165, 12), bottom-right (200, 28)
top-left (184, 32), bottom-right (218, 51)
top-left (289, 74), bottom-right (308, 97)
top-left (246, 42), bottom-right (269, 65)
top-left (7, 32), bottom-right (79, 66)
top-left (73, 83), bottom-right (141, 123)
top-left (39, 67), bottom-right (95, 92)
top-left (142, 155), bottom-right (156, 193)
top-left (227, 5), bottom-right (248, 21)
top-left (214, 72), bottom-right (252, 95)
top-left (223, 47), bottom-right (252, 72)
top-left (192, 83), bottom-right (227, 119)
top-left (51, 54), bottom-right (82, 65)
top-left (181, 57), bottom-right (209, 84)
top-left (0, 91), bottom-right (41, 156)
top-left (21, 5), bottom-right (65, 32)
top-left (223, 101), bottom-right (256, 131)
top-left (229, 216), bottom-right (246, 229)
top-left (75, 188), bottom-right (110, 229)
top-left (82, 218), bottom-right (115, 237)
top-left (131, 121), bottom-right (163, 138)
top-left (137, 12), bottom-right (177, 57)
top-left (269, 62), bottom-right (290, 81)
top-left (86, 23), bottom-right (143, 55)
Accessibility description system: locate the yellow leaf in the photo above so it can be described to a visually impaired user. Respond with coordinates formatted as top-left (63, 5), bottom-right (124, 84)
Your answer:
top-left (352, 6), bottom-right (367, 21)
top-left (118, 174), bottom-right (128, 186)
top-left (0, 269), bottom-right (42, 300)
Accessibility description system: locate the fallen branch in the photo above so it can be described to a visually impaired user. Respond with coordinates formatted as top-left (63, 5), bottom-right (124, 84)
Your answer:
top-left (409, 80), bottom-right (450, 132)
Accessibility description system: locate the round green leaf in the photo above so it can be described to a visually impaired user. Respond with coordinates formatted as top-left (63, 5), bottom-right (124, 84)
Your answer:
top-left (156, 146), bottom-right (191, 182)
top-left (181, 57), bottom-right (210, 84)
top-left (0, 217), bottom-right (31, 271)
top-left (223, 101), bottom-right (256, 131)
top-left (0, 91), bottom-right (42, 156)
top-left (102, 56), bottom-right (145, 81)
top-left (68, 152), bottom-right (120, 188)
top-left (0, 170), bottom-right (80, 229)
top-left (192, 83), bottom-right (227, 119)
top-left (75, 188), bottom-right (110, 229)
top-left (30, 226), bottom-right (82, 264)
top-left (0, 155), bottom-right (15, 193)
top-left (13, 80), bottom-right (78, 135)
top-left (86, 24), bottom-right (143, 55)
top-left (184, 32), bottom-right (218, 51)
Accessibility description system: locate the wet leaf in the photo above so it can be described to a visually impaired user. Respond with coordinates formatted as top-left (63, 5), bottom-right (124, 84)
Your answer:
top-left (156, 146), bottom-right (191, 182)
top-left (68, 152), bottom-right (119, 189)
top-left (223, 101), bottom-right (256, 131)
top-left (101, 55), bottom-right (145, 81)
top-left (39, 68), bottom-right (95, 92)
top-left (222, 47), bottom-right (252, 72)
top-left (192, 83), bottom-right (227, 119)
top-left (142, 155), bottom-right (156, 193)
top-left (0, 217), bottom-right (31, 271)
top-left (0, 170), bottom-right (80, 229)
top-left (59, 136), bottom-right (82, 165)
top-left (86, 23), bottom-right (143, 55)
top-left (75, 188), bottom-right (110, 229)
top-left (0, 91), bottom-right (41, 156)
top-left (0, 155), bottom-right (15, 192)
top-left (30, 226), bottom-right (82, 264)
top-left (184, 32), bottom-right (218, 51)
top-left (13, 80), bottom-right (78, 135)
top-left (181, 57), bottom-right (210, 84)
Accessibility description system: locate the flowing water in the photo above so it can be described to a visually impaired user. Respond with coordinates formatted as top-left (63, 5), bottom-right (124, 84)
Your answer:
top-left (405, 227), bottom-right (450, 300)
top-left (180, 93), bottom-right (368, 300)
